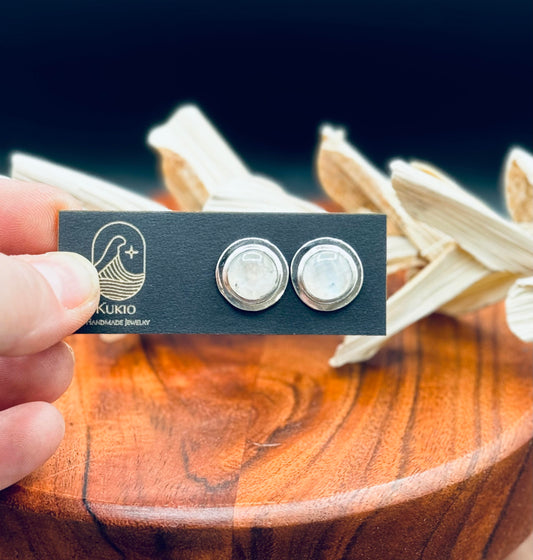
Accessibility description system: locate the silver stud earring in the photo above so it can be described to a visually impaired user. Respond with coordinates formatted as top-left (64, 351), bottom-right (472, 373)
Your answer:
top-left (291, 237), bottom-right (363, 311)
top-left (216, 238), bottom-right (288, 311)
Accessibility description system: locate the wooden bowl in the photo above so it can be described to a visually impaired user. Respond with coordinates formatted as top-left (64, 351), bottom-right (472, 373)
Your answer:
top-left (0, 303), bottom-right (531, 559)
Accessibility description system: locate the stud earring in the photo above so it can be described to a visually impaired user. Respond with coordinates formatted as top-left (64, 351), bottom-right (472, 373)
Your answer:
top-left (291, 237), bottom-right (363, 311)
top-left (216, 238), bottom-right (288, 311)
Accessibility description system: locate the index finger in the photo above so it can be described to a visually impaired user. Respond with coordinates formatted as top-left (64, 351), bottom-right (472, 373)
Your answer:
top-left (0, 179), bottom-right (80, 255)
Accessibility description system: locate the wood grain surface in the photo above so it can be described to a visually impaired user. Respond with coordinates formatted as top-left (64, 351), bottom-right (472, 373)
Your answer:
top-left (0, 302), bottom-right (531, 560)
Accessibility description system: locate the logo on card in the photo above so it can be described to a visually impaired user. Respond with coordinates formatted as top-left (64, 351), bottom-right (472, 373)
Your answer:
top-left (91, 222), bottom-right (146, 301)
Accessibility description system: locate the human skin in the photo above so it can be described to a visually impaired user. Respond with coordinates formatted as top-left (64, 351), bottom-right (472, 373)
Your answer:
top-left (0, 179), bottom-right (100, 490)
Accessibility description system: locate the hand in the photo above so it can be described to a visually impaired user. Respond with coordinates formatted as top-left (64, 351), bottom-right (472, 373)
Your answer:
top-left (0, 179), bottom-right (99, 490)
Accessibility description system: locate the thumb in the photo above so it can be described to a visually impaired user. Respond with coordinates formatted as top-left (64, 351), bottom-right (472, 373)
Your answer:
top-left (0, 252), bottom-right (99, 356)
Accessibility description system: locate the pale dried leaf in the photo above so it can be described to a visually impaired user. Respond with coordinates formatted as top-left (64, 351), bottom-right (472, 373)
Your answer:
top-left (506, 276), bottom-right (533, 342)
top-left (148, 105), bottom-right (250, 210)
top-left (391, 160), bottom-right (533, 275)
top-left (386, 236), bottom-right (424, 273)
top-left (202, 176), bottom-right (325, 213)
top-left (317, 126), bottom-right (449, 259)
top-left (506, 532), bottom-right (533, 560)
top-left (330, 245), bottom-right (488, 366)
top-left (317, 126), bottom-right (392, 216)
top-left (521, 223), bottom-right (533, 235)
top-left (441, 271), bottom-right (521, 316)
top-left (504, 147), bottom-right (533, 223)
top-left (10, 153), bottom-right (167, 212)
top-left (149, 105), bottom-right (326, 214)
top-left (398, 160), bottom-right (530, 315)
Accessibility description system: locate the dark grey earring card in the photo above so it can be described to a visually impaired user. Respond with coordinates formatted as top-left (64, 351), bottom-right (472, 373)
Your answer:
top-left (58, 211), bottom-right (386, 335)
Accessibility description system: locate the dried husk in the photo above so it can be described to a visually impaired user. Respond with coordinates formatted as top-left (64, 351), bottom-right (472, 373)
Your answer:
top-left (11, 153), bottom-right (166, 212)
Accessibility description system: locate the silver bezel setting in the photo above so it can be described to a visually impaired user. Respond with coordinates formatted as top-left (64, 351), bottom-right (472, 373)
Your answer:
top-left (291, 237), bottom-right (364, 311)
top-left (216, 238), bottom-right (289, 312)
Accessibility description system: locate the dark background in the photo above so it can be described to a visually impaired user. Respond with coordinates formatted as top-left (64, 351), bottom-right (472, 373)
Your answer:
top-left (1, 0), bottom-right (531, 210)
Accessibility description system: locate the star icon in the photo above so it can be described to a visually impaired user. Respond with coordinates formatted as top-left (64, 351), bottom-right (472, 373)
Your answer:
top-left (124, 245), bottom-right (139, 259)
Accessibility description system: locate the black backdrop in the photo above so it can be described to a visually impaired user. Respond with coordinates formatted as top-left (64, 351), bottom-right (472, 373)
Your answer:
top-left (1, 0), bottom-right (531, 208)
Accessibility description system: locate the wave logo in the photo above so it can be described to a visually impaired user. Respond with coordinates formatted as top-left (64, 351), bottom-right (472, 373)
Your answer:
top-left (91, 222), bottom-right (146, 302)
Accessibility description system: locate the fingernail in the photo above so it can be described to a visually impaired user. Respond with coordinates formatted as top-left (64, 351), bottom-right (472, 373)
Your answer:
top-left (20, 252), bottom-right (99, 309)
top-left (99, 333), bottom-right (127, 343)
top-left (63, 341), bottom-right (75, 361)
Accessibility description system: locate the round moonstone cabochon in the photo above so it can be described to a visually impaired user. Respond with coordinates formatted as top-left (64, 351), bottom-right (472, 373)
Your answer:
top-left (216, 238), bottom-right (289, 311)
top-left (291, 238), bottom-right (363, 311)
top-left (300, 249), bottom-right (355, 302)
top-left (226, 249), bottom-right (279, 301)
